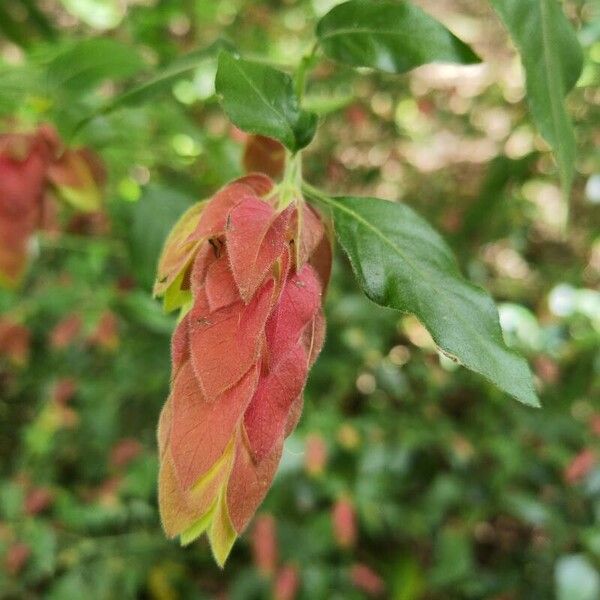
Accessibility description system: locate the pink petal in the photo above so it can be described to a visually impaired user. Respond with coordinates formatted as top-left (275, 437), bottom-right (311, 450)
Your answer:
top-left (189, 242), bottom-right (217, 293)
top-left (284, 395), bottom-right (304, 438)
top-left (227, 430), bottom-right (284, 534)
top-left (204, 251), bottom-right (240, 312)
top-left (282, 314), bottom-right (326, 439)
top-left (243, 136), bottom-right (285, 180)
top-left (243, 266), bottom-right (324, 461)
top-left (171, 313), bottom-right (190, 378)
top-left (243, 341), bottom-right (309, 462)
top-left (294, 204), bottom-right (324, 269)
top-left (309, 224), bottom-right (333, 292)
top-left (306, 311), bottom-right (326, 367)
top-left (170, 360), bottom-right (258, 490)
top-left (226, 199), bottom-right (291, 302)
top-left (236, 173), bottom-right (275, 197)
top-left (189, 279), bottom-right (274, 400)
top-left (265, 265), bottom-right (322, 362)
top-left (186, 182), bottom-right (254, 243)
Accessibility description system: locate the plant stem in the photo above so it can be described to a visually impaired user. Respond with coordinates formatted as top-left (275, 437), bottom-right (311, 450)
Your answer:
top-left (277, 151), bottom-right (303, 209)
top-left (284, 151), bottom-right (302, 187)
top-left (294, 41), bottom-right (319, 101)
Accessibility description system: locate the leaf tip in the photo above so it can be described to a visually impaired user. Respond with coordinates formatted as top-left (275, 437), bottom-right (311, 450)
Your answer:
top-left (519, 391), bottom-right (542, 409)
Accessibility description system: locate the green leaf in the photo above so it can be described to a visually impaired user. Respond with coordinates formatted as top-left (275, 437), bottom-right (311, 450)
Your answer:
top-left (105, 38), bottom-right (233, 111)
top-left (20, 0), bottom-right (57, 41)
top-left (0, 4), bottom-right (31, 48)
top-left (310, 190), bottom-right (539, 407)
top-left (316, 0), bottom-right (480, 74)
top-left (0, 65), bottom-right (40, 115)
top-left (491, 0), bottom-right (583, 197)
top-left (46, 38), bottom-right (143, 92)
top-left (69, 40), bottom-right (233, 137)
top-left (215, 52), bottom-right (317, 152)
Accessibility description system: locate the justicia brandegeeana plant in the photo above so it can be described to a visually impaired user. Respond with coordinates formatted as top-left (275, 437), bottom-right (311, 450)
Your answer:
top-left (149, 0), bottom-right (582, 565)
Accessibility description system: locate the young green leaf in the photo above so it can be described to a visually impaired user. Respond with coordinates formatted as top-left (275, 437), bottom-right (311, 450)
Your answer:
top-left (215, 52), bottom-right (317, 152)
top-left (106, 39), bottom-right (234, 111)
top-left (46, 38), bottom-right (144, 92)
top-left (316, 0), bottom-right (480, 74)
top-left (68, 39), bottom-right (233, 137)
top-left (491, 0), bottom-right (583, 197)
top-left (0, 65), bottom-right (40, 115)
top-left (309, 191), bottom-right (539, 407)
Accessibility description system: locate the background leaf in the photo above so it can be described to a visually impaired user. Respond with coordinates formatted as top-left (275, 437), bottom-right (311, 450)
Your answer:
top-left (314, 192), bottom-right (539, 407)
top-left (316, 0), bottom-right (480, 74)
top-left (46, 38), bottom-right (143, 92)
top-left (491, 0), bottom-right (583, 197)
top-left (105, 39), bottom-right (234, 111)
top-left (215, 52), bottom-right (317, 152)
top-left (127, 185), bottom-right (196, 289)
top-left (0, 65), bottom-right (40, 115)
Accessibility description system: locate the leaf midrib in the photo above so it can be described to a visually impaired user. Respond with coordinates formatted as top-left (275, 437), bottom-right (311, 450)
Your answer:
top-left (323, 195), bottom-right (540, 404)
top-left (112, 64), bottom-right (202, 105)
top-left (322, 196), bottom-right (505, 356)
top-left (539, 0), bottom-right (568, 188)
top-left (319, 26), bottom-right (425, 43)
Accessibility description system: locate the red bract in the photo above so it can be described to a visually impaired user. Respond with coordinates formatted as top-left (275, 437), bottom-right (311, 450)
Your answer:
top-left (52, 377), bottom-right (77, 406)
top-left (110, 438), bottom-right (143, 468)
top-left (49, 313), bottom-right (82, 350)
top-left (0, 123), bottom-right (105, 287)
top-left (273, 564), bottom-right (300, 600)
top-left (47, 146), bottom-right (106, 212)
top-left (332, 497), bottom-right (357, 549)
top-left (304, 433), bottom-right (328, 477)
top-left (251, 514), bottom-right (278, 577)
top-left (350, 563), bottom-right (386, 597)
top-left (0, 125), bottom-right (58, 287)
top-left (88, 310), bottom-right (119, 351)
top-left (155, 174), bottom-right (331, 565)
top-left (564, 449), bottom-right (596, 484)
top-left (4, 542), bottom-right (31, 576)
top-left (243, 135), bottom-right (286, 180)
top-left (0, 319), bottom-right (30, 366)
top-left (24, 487), bottom-right (54, 515)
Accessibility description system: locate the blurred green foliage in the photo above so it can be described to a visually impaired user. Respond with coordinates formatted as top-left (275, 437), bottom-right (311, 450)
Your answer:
top-left (0, 0), bottom-right (599, 598)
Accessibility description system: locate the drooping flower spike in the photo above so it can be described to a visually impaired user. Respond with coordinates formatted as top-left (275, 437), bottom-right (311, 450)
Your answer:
top-left (155, 173), bottom-right (331, 565)
top-left (0, 126), bottom-right (57, 287)
top-left (0, 123), bottom-right (105, 288)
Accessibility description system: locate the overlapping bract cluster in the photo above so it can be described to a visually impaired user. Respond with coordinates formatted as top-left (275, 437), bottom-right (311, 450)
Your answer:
top-left (155, 174), bottom-right (331, 565)
top-left (0, 123), bottom-right (104, 287)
